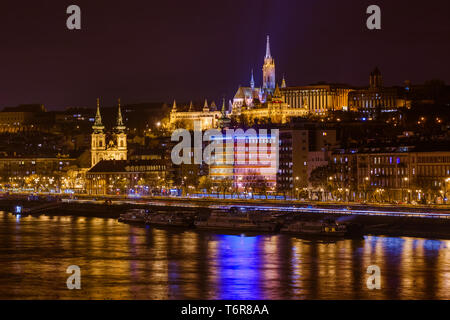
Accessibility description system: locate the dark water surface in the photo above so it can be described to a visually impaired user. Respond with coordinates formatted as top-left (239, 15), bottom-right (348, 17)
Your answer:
top-left (0, 212), bottom-right (449, 299)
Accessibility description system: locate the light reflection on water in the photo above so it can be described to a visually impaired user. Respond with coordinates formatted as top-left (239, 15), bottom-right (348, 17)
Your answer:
top-left (0, 212), bottom-right (449, 300)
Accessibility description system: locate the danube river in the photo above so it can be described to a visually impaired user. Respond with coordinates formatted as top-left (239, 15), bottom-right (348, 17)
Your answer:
top-left (0, 211), bottom-right (449, 299)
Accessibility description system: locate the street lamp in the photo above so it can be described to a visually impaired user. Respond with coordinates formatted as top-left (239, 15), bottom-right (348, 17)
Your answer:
top-left (415, 189), bottom-right (422, 204)
top-left (402, 177), bottom-right (409, 203)
top-left (294, 176), bottom-right (300, 199)
top-left (363, 177), bottom-right (369, 202)
top-left (182, 176), bottom-right (187, 197)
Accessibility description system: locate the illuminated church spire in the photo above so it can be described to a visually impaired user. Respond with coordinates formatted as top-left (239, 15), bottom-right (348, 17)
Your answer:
top-left (203, 99), bottom-right (209, 112)
top-left (262, 35), bottom-right (275, 91)
top-left (93, 98), bottom-right (104, 132)
top-left (265, 35), bottom-right (271, 58)
top-left (115, 98), bottom-right (125, 132)
top-left (281, 75), bottom-right (286, 88)
top-left (219, 98), bottom-right (231, 129)
top-left (250, 69), bottom-right (255, 89)
top-left (221, 98), bottom-right (226, 114)
top-left (172, 100), bottom-right (177, 112)
top-left (91, 98), bottom-right (127, 168)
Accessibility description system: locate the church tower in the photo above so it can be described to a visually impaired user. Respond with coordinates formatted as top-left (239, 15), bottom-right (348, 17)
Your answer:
top-left (203, 99), bottom-right (209, 112)
top-left (218, 98), bottom-right (231, 129)
top-left (250, 69), bottom-right (255, 90)
top-left (172, 100), bottom-right (177, 112)
top-left (91, 98), bottom-right (106, 167)
top-left (114, 98), bottom-right (127, 161)
top-left (262, 35), bottom-right (276, 92)
top-left (281, 75), bottom-right (287, 88)
top-left (370, 67), bottom-right (383, 89)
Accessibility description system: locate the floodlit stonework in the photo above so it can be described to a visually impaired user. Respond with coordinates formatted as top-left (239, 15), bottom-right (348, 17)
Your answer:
top-left (91, 98), bottom-right (127, 167)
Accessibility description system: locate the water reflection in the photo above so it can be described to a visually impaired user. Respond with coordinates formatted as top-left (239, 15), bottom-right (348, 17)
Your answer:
top-left (0, 212), bottom-right (449, 299)
top-left (214, 235), bottom-right (263, 299)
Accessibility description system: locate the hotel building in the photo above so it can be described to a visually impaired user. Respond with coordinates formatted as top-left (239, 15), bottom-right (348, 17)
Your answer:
top-left (209, 129), bottom-right (279, 192)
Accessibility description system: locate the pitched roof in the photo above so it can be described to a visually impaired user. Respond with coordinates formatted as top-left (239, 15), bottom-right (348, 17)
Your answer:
top-left (234, 87), bottom-right (261, 99)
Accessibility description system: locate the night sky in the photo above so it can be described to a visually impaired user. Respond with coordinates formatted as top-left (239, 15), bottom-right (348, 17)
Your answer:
top-left (1, 0), bottom-right (450, 109)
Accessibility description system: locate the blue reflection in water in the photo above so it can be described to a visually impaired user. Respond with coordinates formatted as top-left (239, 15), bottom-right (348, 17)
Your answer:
top-left (423, 239), bottom-right (445, 251)
top-left (168, 261), bottom-right (180, 293)
top-left (412, 239), bottom-right (419, 250)
top-left (381, 236), bottom-right (406, 249)
top-left (216, 235), bottom-right (263, 300)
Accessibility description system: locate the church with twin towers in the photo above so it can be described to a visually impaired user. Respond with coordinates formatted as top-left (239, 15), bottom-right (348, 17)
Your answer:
top-left (90, 98), bottom-right (127, 167)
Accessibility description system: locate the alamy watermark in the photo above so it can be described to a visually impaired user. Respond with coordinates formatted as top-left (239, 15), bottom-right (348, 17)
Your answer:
top-left (66, 5), bottom-right (81, 30)
top-left (367, 5), bottom-right (381, 30)
top-left (66, 265), bottom-right (81, 289)
top-left (366, 265), bottom-right (381, 290)
top-left (65, 5), bottom-right (379, 31)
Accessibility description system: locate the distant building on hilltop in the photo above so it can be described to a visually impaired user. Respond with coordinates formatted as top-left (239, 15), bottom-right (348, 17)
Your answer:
top-left (348, 67), bottom-right (408, 115)
top-left (231, 36), bottom-right (352, 120)
top-left (0, 104), bottom-right (49, 131)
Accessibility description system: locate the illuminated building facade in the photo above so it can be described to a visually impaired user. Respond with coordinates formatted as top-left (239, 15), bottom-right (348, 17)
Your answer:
top-left (0, 157), bottom-right (77, 183)
top-left (0, 156), bottom-right (82, 194)
top-left (239, 85), bottom-right (308, 124)
top-left (324, 150), bottom-right (450, 202)
top-left (86, 159), bottom-right (167, 195)
top-left (91, 99), bottom-right (127, 167)
top-left (231, 36), bottom-right (277, 116)
top-left (356, 151), bottom-right (450, 201)
top-left (209, 130), bottom-right (278, 192)
top-left (169, 100), bottom-right (222, 130)
top-left (232, 36), bottom-right (352, 119)
top-left (281, 84), bottom-right (353, 114)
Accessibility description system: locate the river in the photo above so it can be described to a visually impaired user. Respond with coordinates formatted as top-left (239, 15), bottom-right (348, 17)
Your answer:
top-left (0, 212), bottom-right (449, 299)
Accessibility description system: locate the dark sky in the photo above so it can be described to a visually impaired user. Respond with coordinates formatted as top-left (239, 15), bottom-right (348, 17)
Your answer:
top-left (1, 0), bottom-right (450, 110)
